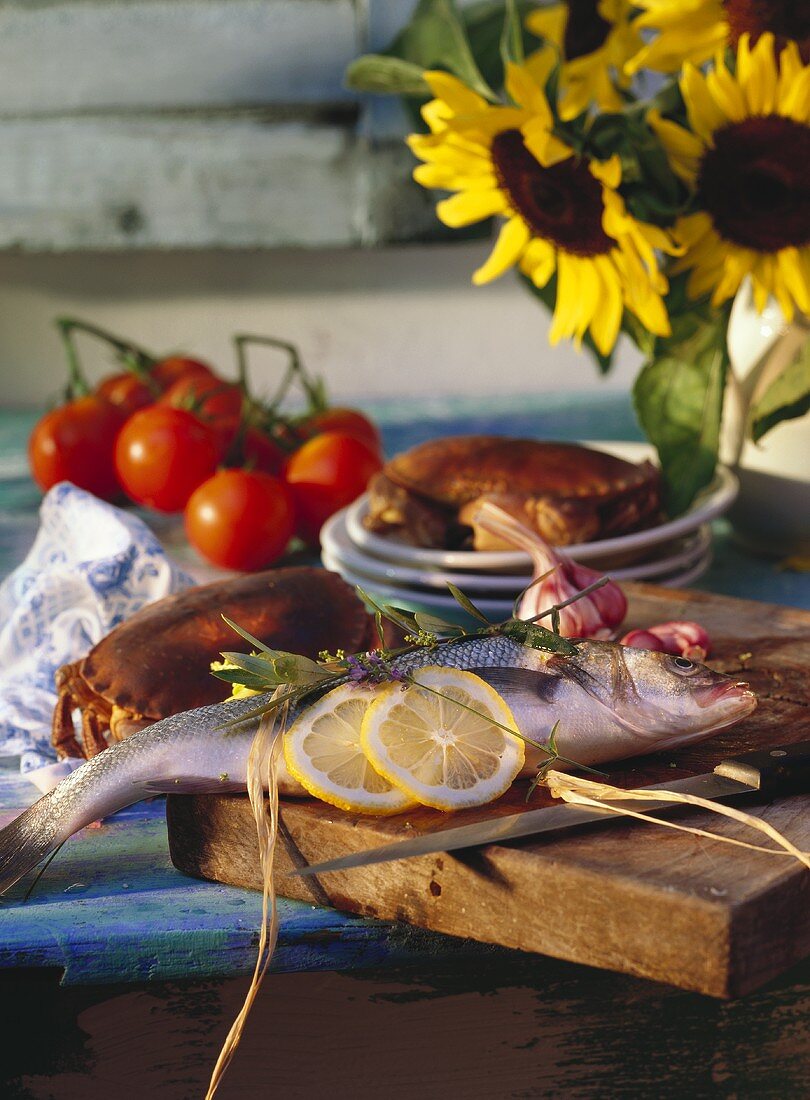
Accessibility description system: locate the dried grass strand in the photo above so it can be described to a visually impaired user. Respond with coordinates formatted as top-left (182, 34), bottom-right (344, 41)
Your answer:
top-left (545, 770), bottom-right (810, 870)
top-left (205, 695), bottom-right (288, 1100)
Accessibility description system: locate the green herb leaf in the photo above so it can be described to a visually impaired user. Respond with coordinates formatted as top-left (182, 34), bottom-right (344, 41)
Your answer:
top-left (500, 0), bottom-right (525, 70)
top-left (355, 587), bottom-right (419, 633)
top-left (220, 615), bottom-right (280, 658)
top-left (218, 652), bottom-right (289, 686)
top-left (344, 54), bottom-right (432, 96)
top-left (749, 334), bottom-right (810, 443)
top-left (413, 611), bottom-right (464, 636)
top-left (447, 583), bottom-right (491, 623)
top-left (501, 619), bottom-right (578, 655)
top-left (633, 302), bottom-right (730, 516)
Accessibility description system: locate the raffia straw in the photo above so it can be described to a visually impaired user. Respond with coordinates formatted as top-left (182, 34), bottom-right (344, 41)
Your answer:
top-left (205, 693), bottom-right (289, 1100)
top-left (545, 770), bottom-right (810, 870)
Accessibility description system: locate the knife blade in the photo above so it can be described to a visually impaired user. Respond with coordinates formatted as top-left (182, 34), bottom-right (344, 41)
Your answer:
top-left (293, 740), bottom-right (810, 877)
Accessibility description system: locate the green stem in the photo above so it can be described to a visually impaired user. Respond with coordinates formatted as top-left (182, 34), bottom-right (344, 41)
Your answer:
top-left (56, 320), bottom-right (91, 398)
top-left (56, 317), bottom-right (160, 397)
top-left (233, 334), bottom-right (327, 411)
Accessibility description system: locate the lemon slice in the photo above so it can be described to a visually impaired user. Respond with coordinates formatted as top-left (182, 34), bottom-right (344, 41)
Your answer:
top-left (283, 683), bottom-right (416, 815)
top-left (360, 666), bottom-right (525, 811)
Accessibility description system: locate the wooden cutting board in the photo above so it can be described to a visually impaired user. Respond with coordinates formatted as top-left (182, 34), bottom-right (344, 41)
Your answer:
top-left (167, 582), bottom-right (810, 999)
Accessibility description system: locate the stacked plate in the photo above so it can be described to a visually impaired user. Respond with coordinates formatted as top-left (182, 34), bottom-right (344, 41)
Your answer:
top-left (321, 441), bottom-right (738, 619)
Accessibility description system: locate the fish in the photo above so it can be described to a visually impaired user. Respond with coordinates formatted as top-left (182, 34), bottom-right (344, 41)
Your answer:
top-left (0, 637), bottom-right (756, 893)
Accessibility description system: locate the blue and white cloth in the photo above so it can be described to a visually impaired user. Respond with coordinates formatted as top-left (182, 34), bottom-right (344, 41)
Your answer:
top-left (0, 483), bottom-right (192, 780)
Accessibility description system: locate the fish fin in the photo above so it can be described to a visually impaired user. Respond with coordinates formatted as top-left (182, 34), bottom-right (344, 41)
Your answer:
top-left (468, 667), bottom-right (559, 704)
top-left (0, 797), bottom-right (59, 895)
top-left (140, 777), bottom-right (247, 795)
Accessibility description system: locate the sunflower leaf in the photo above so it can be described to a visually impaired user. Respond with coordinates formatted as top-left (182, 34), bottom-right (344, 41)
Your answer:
top-left (749, 335), bottom-right (810, 443)
top-left (633, 306), bottom-right (730, 516)
top-left (344, 55), bottom-right (432, 97)
top-left (382, 0), bottom-right (498, 102)
top-left (500, 0), bottom-right (525, 69)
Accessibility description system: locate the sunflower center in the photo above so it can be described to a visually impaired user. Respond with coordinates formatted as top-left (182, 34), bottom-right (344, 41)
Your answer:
top-left (697, 116), bottom-right (810, 252)
top-left (491, 130), bottom-right (613, 256)
top-left (723, 1), bottom-right (810, 60)
top-left (563, 0), bottom-right (612, 59)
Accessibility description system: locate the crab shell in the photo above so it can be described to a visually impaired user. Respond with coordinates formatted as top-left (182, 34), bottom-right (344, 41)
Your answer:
top-left (52, 566), bottom-right (380, 760)
top-left (366, 437), bottom-right (662, 549)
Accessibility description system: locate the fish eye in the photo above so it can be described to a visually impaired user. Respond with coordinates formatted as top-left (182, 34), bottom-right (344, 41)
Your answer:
top-left (671, 655), bottom-right (695, 672)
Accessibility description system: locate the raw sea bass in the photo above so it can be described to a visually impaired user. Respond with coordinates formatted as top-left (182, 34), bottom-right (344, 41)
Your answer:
top-left (0, 638), bottom-right (756, 892)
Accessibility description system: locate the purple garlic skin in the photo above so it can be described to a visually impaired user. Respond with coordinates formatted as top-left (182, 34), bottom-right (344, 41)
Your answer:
top-left (474, 502), bottom-right (627, 639)
top-left (621, 620), bottom-right (711, 660)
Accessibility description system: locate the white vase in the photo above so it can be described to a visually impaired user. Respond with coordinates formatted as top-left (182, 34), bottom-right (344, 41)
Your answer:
top-left (722, 280), bottom-right (810, 556)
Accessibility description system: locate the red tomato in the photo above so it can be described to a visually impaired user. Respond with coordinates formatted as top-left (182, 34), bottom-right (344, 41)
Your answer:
top-left (239, 427), bottom-right (287, 475)
top-left (28, 396), bottom-right (125, 501)
top-left (301, 407), bottom-right (382, 454)
top-left (150, 356), bottom-right (216, 391)
top-left (160, 375), bottom-right (243, 454)
top-left (95, 372), bottom-right (155, 417)
top-left (284, 431), bottom-right (383, 543)
top-left (114, 406), bottom-right (219, 512)
top-left (185, 469), bottom-right (295, 571)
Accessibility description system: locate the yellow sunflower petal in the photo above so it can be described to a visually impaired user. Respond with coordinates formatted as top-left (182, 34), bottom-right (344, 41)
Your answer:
top-left (777, 248), bottom-right (810, 315)
top-left (520, 237), bottom-right (557, 289)
top-left (525, 5), bottom-right (567, 47)
top-left (589, 154), bottom-right (622, 189)
top-left (681, 61), bottom-right (728, 142)
top-left (472, 217), bottom-right (531, 285)
top-left (436, 189), bottom-right (507, 228)
top-left (522, 118), bottom-right (573, 166)
top-left (413, 164), bottom-right (498, 190)
top-left (423, 71), bottom-right (489, 115)
top-left (647, 109), bottom-right (704, 186)
top-left (737, 33), bottom-right (778, 116)
top-left (588, 256), bottom-right (624, 355)
top-left (505, 61), bottom-right (553, 119)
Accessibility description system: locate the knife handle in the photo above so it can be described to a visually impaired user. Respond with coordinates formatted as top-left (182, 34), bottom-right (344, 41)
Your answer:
top-left (714, 741), bottom-right (810, 798)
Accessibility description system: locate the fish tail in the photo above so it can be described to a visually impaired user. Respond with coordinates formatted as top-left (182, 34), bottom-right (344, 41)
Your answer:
top-left (0, 792), bottom-right (61, 894)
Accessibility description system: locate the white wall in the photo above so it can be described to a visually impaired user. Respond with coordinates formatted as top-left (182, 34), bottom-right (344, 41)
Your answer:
top-left (0, 243), bottom-right (640, 407)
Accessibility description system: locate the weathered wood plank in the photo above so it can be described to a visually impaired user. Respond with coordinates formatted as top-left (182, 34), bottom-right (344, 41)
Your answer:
top-left (0, 1), bottom-right (358, 114)
top-left (167, 583), bottom-right (810, 998)
top-left (0, 114), bottom-right (437, 250)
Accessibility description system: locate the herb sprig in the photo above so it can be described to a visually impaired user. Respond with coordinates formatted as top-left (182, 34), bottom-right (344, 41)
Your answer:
top-left (213, 581), bottom-right (608, 781)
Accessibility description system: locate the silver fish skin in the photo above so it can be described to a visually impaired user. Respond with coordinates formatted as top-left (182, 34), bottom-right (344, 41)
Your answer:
top-left (0, 638), bottom-right (755, 893)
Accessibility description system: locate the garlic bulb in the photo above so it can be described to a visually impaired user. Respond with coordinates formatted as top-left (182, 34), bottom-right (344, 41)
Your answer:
top-left (474, 502), bottom-right (627, 639)
top-left (621, 621), bottom-right (711, 660)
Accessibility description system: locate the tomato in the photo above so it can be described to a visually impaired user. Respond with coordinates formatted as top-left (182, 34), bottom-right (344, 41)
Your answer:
top-left (114, 406), bottom-right (219, 512)
top-left (160, 375), bottom-right (243, 454)
top-left (28, 396), bottom-right (124, 501)
top-left (95, 372), bottom-right (155, 417)
top-left (185, 469), bottom-right (295, 571)
top-left (238, 427), bottom-right (287, 475)
top-left (149, 356), bottom-right (216, 391)
top-left (284, 431), bottom-right (383, 543)
top-left (300, 407), bottom-right (382, 454)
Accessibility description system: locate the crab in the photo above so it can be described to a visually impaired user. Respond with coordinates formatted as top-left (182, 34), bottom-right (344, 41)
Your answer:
top-left (365, 436), bottom-right (662, 549)
top-left (52, 566), bottom-right (382, 760)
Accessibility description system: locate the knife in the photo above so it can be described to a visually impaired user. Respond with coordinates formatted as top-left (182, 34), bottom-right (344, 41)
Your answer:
top-left (293, 740), bottom-right (810, 877)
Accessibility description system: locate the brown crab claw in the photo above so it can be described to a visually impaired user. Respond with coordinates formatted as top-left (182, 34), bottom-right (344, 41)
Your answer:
top-left (52, 566), bottom-right (387, 761)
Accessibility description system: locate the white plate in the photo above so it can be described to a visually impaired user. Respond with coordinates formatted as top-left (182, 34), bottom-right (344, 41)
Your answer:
top-left (323, 508), bottom-right (712, 590)
top-left (344, 440), bottom-right (737, 571)
top-left (321, 545), bottom-right (713, 618)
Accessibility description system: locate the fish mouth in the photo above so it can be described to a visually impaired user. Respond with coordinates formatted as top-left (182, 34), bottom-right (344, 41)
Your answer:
top-left (695, 681), bottom-right (758, 733)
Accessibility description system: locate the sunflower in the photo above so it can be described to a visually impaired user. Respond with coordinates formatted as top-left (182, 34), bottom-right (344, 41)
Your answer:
top-left (626, 0), bottom-right (810, 76)
top-left (649, 33), bottom-right (810, 319)
top-left (526, 0), bottom-right (641, 119)
top-left (407, 61), bottom-right (678, 355)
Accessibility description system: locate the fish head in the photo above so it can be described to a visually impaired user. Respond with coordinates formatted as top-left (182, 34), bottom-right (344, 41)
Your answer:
top-left (553, 640), bottom-right (757, 745)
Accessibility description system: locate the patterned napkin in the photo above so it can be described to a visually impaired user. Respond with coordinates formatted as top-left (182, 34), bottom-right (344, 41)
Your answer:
top-left (0, 483), bottom-right (192, 783)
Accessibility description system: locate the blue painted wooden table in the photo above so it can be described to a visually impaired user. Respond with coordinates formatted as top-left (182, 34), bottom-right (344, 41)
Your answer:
top-left (1, 396), bottom-right (808, 990)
